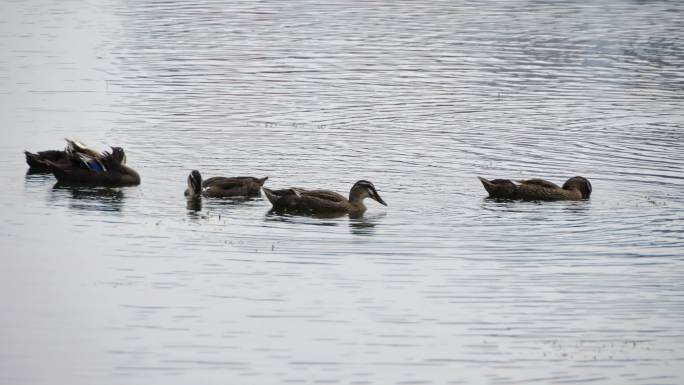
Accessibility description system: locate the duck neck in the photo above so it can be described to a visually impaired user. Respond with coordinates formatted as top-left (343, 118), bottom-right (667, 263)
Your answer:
top-left (348, 191), bottom-right (367, 212)
top-left (188, 175), bottom-right (202, 197)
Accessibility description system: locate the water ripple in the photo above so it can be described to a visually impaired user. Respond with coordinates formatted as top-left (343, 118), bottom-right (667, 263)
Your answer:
top-left (1, 0), bottom-right (683, 384)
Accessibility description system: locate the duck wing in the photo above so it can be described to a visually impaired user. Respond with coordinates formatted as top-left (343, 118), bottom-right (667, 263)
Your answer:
top-left (64, 138), bottom-right (101, 158)
top-left (264, 188), bottom-right (349, 211)
top-left (34, 149), bottom-right (66, 162)
top-left (283, 189), bottom-right (349, 211)
top-left (76, 153), bottom-right (107, 172)
top-left (25, 149), bottom-right (65, 171)
top-left (201, 176), bottom-right (268, 197)
top-left (203, 176), bottom-right (265, 189)
top-left (516, 179), bottom-right (561, 189)
top-left (516, 180), bottom-right (577, 200)
top-left (300, 189), bottom-right (347, 203)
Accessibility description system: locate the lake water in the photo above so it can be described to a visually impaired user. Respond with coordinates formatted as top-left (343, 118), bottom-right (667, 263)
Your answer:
top-left (1, 0), bottom-right (683, 384)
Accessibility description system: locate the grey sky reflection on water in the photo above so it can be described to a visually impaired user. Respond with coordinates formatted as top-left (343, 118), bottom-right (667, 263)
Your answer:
top-left (1, 0), bottom-right (684, 384)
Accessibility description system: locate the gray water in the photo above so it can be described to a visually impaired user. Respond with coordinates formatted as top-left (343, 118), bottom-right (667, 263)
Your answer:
top-left (1, 0), bottom-right (683, 384)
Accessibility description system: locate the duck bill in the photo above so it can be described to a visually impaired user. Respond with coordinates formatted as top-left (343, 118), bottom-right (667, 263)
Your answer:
top-left (188, 171), bottom-right (202, 196)
top-left (372, 190), bottom-right (387, 206)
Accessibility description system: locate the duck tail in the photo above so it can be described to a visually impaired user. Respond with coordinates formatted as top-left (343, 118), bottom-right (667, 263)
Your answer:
top-left (25, 151), bottom-right (42, 167)
top-left (477, 176), bottom-right (496, 195)
top-left (258, 176), bottom-right (269, 186)
top-left (261, 187), bottom-right (279, 205)
top-left (478, 176), bottom-right (519, 198)
top-left (25, 150), bottom-right (56, 171)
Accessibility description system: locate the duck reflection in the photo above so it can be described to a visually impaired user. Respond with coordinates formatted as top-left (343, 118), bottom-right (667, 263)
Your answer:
top-left (187, 196), bottom-right (260, 212)
top-left (206, 196), bottom-right (259, 207)
top-left (264, 209), bottom-right (387, 233)
top-left (24, 172), bottom-right (54, 186)
top-left (186, 196), bottom-right (202, 212)
top-left (480, 197), bottom-right (591, 211)
top-left (264, 209), bottom-right (342, 227)
top-left (479, 198), bottom-right (535, 212)
top-left (51, 183), bottom-right (126, 212)
top-left (26, 168), bottom-right (49, 176)
top-left (187, 196), bottom-right (262, 220)
top-left (349, 212), bottom-right (386, 236)
top-left (560, 199), bottom-right (592, 220)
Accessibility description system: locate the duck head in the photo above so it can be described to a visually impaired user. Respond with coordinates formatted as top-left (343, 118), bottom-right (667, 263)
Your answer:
top-left (349, 180), bottom-right (387, 206)
top-left (187, 170), bottom-right (203, 197)
top-left (110, 147), bottom-right (127, 165)
top-left (562, 176), bottom-right (592, 199)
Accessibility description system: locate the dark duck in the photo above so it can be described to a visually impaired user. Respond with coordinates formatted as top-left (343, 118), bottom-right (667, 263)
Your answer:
top-left (478, 176), bottom-right (592, 201)
top-left (25, 139), bottom-right (101, 173)
top-left (184, 170), bottom-right (268, 198)
top-left (47, 146), bottom-right (140, 187)
top-left (262, 180), bottom-right (387, 216)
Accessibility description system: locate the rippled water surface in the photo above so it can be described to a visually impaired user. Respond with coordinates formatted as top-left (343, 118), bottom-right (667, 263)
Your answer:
top-left (1, 1), bottom-right (683, 384)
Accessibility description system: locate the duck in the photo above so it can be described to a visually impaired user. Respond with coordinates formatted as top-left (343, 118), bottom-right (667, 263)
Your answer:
top-left (262, 180), bottom-right (387, 215)
top-left (478, 176), bottom-right (592, 201)
top-left (25, 139), bottom-right (103, 173)
top-left (47, 147), bottom-right (140, 186)
top-left (184, 170), bottom-right (268, 198)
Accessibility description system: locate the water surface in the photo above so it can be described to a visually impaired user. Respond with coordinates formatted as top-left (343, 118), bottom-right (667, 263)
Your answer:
top-left (1, 1), bottom-right (683, 384)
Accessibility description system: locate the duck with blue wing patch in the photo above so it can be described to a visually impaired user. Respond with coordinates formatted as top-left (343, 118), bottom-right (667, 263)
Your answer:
top-left (24, 138), bottom-right (104, 173)
top-left (47, 147), bottom-right (140, 187)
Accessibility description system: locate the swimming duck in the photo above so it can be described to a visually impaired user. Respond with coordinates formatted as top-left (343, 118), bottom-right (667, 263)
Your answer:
top-left (47, 147), bottom-right (140, 186)
top-left (478, 176), bottom-right (592, 201)
top-left (25, 139), bottom-right (103, 173)
top-left (185, 170), bottom-right (268, 198)
top-left (262, 180), bottom-right (387, 215)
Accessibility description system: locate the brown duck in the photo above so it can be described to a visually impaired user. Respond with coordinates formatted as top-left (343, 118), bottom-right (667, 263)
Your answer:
top-left (25, 139), bottom-right (102, 173)
top-left (478, 176), bottom-right (592, 201)
top-left (184, 170), bottom-right (268, 198)
top-left (262, 180), bottom-right (387, 215)
top-left (47, 147), bottom-right (140, 186)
